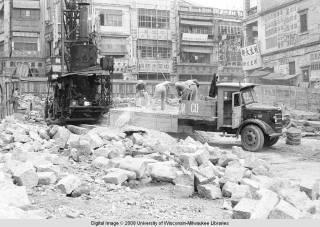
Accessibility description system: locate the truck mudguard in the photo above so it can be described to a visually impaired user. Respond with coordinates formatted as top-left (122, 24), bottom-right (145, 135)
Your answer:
top-left (237, 119), bottom-right (276, 137)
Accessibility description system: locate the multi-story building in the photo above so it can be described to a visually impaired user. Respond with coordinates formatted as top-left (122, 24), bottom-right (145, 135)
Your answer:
top-left (0, 0), bottom-right (46, 117)
top-left (243, 0), bottom-right (320, 88)
top-left (176, 4), bottom-right (243, 84)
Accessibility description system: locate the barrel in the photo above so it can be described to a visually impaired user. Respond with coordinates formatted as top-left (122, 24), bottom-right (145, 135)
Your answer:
top-left (286, 127), bottom-right (302, 145)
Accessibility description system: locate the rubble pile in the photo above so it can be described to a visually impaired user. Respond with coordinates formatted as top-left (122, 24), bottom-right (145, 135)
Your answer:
top-left (0, 116), bottom-right (320, 219)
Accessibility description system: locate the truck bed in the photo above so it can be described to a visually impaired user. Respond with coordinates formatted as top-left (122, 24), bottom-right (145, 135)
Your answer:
top-left (109, 100), bottom-right (217, 133)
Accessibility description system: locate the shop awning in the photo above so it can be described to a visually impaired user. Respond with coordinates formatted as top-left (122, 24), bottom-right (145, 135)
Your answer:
top-left (262, 72), bottom-right (297, 80)
top-left (13, 0), bottom-right (40, 9)
top-left (180, 19), bottom-right (212, 27)
top-left (249, 70), bottom-right (271, 77)
top-left (182, 46), bottom-right (212, 53)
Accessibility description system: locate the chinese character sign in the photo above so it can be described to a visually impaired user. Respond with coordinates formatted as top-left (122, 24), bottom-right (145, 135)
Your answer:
top-left (240, 44), bottom-right (262, 70)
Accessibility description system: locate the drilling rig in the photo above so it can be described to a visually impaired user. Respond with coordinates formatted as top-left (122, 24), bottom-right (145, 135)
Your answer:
top-left (46, 0), bottom-right (113, 124)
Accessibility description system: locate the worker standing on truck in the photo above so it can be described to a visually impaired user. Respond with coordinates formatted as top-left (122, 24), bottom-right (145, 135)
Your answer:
top-left (153, 81), bottom-right (172, 110)
top-left (175, 80), bottom-right (199, 101)
top-left (209, 73), bottom-right (218, 98)
top-left (136, 80), bottom-right (149, 107)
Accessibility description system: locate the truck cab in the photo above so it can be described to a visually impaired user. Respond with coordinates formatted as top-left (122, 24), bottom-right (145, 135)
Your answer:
top-left (179, 82), bottom-right (283, 152)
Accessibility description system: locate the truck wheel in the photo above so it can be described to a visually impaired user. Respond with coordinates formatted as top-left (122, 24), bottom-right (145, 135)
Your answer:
top-left (264, 136), bottom-right (280, 147)
top-left (241, 125), bottom-right (264, 152)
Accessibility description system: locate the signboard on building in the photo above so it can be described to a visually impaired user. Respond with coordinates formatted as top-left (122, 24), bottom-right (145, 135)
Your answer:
top-left (138, 60), bottom-right (171, 73)
top-left (240, 44), bottom-right (262, 70)
top-left (182, 33), bottom-right (208, 42)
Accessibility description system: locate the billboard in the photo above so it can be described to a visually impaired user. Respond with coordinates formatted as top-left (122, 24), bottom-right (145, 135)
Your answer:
top-left (240, 44), bottom-right (262, 71)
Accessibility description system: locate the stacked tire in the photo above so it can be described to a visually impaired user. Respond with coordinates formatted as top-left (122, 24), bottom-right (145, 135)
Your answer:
top-left (286, 127), bottom-right (302, 145)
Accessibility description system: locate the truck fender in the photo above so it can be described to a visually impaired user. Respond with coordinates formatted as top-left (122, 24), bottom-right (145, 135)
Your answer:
top-left (236, 119), bottom-right (275, 137)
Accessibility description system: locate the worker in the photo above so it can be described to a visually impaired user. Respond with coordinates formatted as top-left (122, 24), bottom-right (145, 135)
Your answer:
top-left (282, 113), bottom-right (297, 135)
top-left (175, 80), bottom-right (199, 101)
top-left (153, 81), bottom-right (172, 110)
top-left (135, 80), bottom-right (149, 107)
top-left (209, 73), bottom-right (218, 98)
top-left (11, 88), bottom-right (19, 113)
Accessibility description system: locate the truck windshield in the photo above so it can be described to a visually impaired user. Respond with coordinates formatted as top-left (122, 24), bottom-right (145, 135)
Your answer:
top-left (242, 89), bottom-right (257, 105)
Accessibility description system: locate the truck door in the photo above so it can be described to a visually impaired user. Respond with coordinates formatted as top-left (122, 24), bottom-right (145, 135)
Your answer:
top-left (232, 92), bottom-right (242, 129)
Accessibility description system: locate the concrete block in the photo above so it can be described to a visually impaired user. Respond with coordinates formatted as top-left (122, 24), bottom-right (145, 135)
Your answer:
top-left (118, 157), bottom-right (148, 178)
top-left (53, 127), bottom-right (70, 149)
top-left (85, 132), bottom-right (104, 149)
top-left (103, 171), bottom-right (128, 185)
top-left (222, 181), bottom-right (239, 198)
top-left (232, 198), bottom-right (258, 219)
top-left (0, 184), bottom-right (30, 208)
top-left (179, 153), bottom-right (198, 169)
top-left (251, 189), bottom-right (280, 219)
top-left (218, 153), bottom-right (238, 167)
top-left (197, 184), bottom-right (222, 200)
top-left (93, 147), bottom-right (110, 158)
top-left (223, 165), bottom-right (246, 183)
top-left (37, 172), bottom-right (57, 185)
top-left (149, 162), bottom-right (178, 183)
top-left (279, 188), bottom-right (313, 211)
top-left (13, 133), bottom-right (31, 143)
top-left (70, 184), bottom-right (90, 197)
top-left (66, 125), bottom-right (88, 135)
top-left (56, 175), bottom-right (82, 194)
top-left (195, 149), bottom-right (210, 166)
top-left (105, 168), bottom-right (137, 180)
top-left (173, 170), bottom-right (194, 187)
top-left (268, 200), bottom-right (302, 219)
top-left (12, 161), bottom-right (38, 188)
top-left (92, 157), bottom-right (113, 169)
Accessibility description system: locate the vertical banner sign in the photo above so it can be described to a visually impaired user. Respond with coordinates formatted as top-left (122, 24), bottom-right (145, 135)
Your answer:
top-left (240, 44), bottom-right (262, 70)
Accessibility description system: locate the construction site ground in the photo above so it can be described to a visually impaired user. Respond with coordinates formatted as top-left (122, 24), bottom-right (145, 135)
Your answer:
top-left (26, 130), bottom-right (320, 219)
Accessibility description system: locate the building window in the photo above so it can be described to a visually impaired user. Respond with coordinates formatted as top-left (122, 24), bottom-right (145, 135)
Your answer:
top-left (299, 11), bottom-right (308, 33)
top-left (13, 36), bottom-right (38, 51)
top-left (181, 52), bottom-right (211, 64)
top-left (137, 40), bottom-right (171, 59)
top-left (138, 8), bottom-right (169, 29)
top-left (289, 61), bottom-right (295, 75)
top-left (100, 10), bottom-right (122, 27)
top-left (12, 9), bottom-right (40, 20)
top-left (181, 25), bottom-right (211, 34)
top-left (10, 61), bottom-right (15, 67)
top-left (302, 69), bottom-right (309, 82)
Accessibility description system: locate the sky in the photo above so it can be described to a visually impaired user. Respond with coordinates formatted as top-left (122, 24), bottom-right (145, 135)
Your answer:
top-left (186, 0), bottom-right (243, 10)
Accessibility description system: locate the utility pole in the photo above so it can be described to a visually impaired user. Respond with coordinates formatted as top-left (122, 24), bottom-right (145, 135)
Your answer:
top-left (60, 0), bottom-right (65, 76)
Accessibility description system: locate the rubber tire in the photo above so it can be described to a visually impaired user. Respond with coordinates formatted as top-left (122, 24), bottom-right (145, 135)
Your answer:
top-left (241, 124), bottom-right (265, 152)
top-left (264, 136), bottom-right (280, 147)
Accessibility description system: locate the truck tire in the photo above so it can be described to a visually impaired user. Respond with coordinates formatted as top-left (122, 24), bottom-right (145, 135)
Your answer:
top-left (264, 136), bottom-right (280, 147)
top-left (241, 124), bottom-right (264, 152)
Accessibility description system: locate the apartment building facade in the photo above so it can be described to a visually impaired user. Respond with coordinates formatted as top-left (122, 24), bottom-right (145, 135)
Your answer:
top-left (0, 0), bottom-right (46, 117)
top-left (176, 4), bottom-right (243, 83)
top-left (243, 0), bottom-right (320, 88)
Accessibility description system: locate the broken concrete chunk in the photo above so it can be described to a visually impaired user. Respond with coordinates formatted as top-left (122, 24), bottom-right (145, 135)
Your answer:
top-left (279, 188), bottom-right (313, 212)
top-left (251, 189), bottom-right (279, 219)
top-left (231, 146), bottom-right (247, 159)
top-left (149, 162), bottom-right (178, 183)
top-left (0, 184), bottom-right (30, 208)
top-left (174, 170), bottom-right (194, 187)
top-left (312, 180), bottom-right (320, 200)
top-left (231, 185), bottom-right (253, 204)
top-left (118, 157), bottom-right (148, 178)
top-left (92, 157), bottom-right (113, 169)
top-left (38, 129), bottom-right (50, 140)
top-left (241, 178), bottom-right (260, 192)
top-left (53, 127), bottom-right (71, 149)
top-left (194, 149), bottom-right (210, 166)
top-left (222, 181), bottom-right (239, 198)
top-left (197, 184), bottom-right (222, 200)
top-left (268, 200), bottom-right (302, 219)
top-left (85, 132), bottom-right (104, 149)
top-left (232, 198), bottom-right (258, 219)
top-left (105, 168), bottom-right (136, 180)
top-left (103, 171), bottom-right (128, 185)
top-left (56, 175), bottom-right (82, 194)
top-left (37, 172), bottom-right (57, 185)
top-left (66, 125), bottom-right (88, 135)
top-left (70, 184), bottom-right (90, 197)
top-left (12, 161), bottom-right (38, 188)
top-left (13, 133), bottom-right (31, 143)
top-left (223, 165), bottom-right (246, 183)
top-left (93, 147), bottom-right (110, 158)
top-left (179, 153), bottom-right (198, 169)
top-left (218, 153), bottom-right (238, 167)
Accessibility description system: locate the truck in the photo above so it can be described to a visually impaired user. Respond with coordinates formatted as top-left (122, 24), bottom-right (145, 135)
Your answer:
top-left (110, 82), bottom-right (284, 152)
top-left (178, 82), bottom-right (283, 152)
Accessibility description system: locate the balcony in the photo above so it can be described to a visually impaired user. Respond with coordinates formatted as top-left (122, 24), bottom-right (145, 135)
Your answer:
top-left (246, 7), bottom-right (257, 17)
